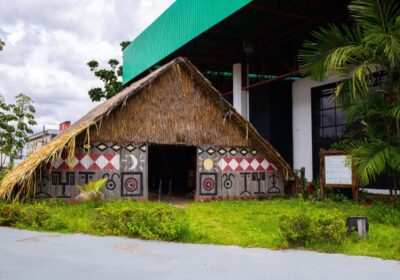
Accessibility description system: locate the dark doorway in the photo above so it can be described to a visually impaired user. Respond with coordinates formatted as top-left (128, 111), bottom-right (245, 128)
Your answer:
top-left (148, 144), bottom-right (197, 201)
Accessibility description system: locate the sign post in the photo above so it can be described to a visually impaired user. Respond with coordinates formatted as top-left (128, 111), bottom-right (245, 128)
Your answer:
top-left (320, 150), bottom-right (359, 200)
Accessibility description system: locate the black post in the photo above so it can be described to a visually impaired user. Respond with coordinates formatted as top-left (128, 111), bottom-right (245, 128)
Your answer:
top-left (300, 167), bottom-right (306, 199)
top-left (168, 179), bottom-right (172, 204)
top-left (158, 179), bottom-right (162, 202)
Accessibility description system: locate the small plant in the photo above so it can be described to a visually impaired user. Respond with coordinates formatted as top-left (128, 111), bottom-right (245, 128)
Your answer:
top-left (76, 178), bottom-right (107, 202)
top-left (279, 213), bottom-right (312, 246)
top-left (311, 178), bottom-right (321, 199)
top-left (0, 203), bottom-right (21, 226)
top-left (18, 203), bottom-right (51, 229)
top-left (327, 189), bottom-right (352, 202)
top-left (310, 213), bottom-right (346, 244)
top-left (367, 201), bottom-right (400, 226)
top-left (91, 204), bottom-right (189, 241)
top-left (127, 206), bottom-right (189, 241)
top-left (280, 212), bottom-right (346, 247)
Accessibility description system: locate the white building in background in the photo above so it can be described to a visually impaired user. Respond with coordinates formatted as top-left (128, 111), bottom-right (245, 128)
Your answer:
top-left (26, 121), bottom-right (71, 156)
top-left (26, 129), bottom-right (60, 156)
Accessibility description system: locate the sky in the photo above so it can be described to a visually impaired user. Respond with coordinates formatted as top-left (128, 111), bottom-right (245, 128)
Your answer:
top-left (0, 0), bottom-right (174, 132)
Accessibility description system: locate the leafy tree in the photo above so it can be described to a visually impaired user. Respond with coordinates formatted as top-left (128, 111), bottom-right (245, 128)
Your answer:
top-left (87, 41), bottom-right (130, 102)
top-left (0, 96), bottom-right (14, 168)
top-left (299, 0), bottom-right (400, 195)
top-left (0, 38), bottom-right (4, 51)
top-left (0, 94), bottom-right (37, 168)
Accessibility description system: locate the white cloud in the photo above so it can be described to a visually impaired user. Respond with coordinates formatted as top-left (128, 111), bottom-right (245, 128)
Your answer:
top-left (0, 0), bottom-right (174, 132)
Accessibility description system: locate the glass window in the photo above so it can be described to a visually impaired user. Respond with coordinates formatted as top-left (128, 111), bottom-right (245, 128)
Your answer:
top-left (336, 125), bottom-right (347, 136)
top-left (336, 108), bottom-right (347, 126)
top-left (322, 127), bottom-right (336, 138)
top-left (321, 95), bottom-right (334, 110)
top-left (321, 109), bottom-right (335, 127)
top-left (312, 83), bottom-right (348, 177)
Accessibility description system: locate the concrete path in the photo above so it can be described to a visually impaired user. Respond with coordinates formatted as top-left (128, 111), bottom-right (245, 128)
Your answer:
top-left (0, 227), bottom-right (399, 280)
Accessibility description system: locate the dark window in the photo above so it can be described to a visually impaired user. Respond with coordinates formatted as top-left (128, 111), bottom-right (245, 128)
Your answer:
top-left (312, 84), bottom-right (347, 177)
top-left (312, 80), bottom-right (389, 190)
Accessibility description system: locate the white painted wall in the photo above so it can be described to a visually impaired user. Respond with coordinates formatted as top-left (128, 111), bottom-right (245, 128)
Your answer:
top-left (233, 63), bottom-right (249, 120)
top-left (292, 76), bottom-right (340, 180)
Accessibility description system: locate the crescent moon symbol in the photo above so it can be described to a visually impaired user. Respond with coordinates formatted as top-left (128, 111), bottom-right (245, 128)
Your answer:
top-left (129, 155), bottom-right (138, 170)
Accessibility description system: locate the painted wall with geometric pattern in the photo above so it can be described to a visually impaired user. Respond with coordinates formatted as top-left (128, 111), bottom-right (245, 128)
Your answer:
top-left (196, 145), bottom-right (284, 200)
top-left (35, 142), bottom-right (148, 200)
top-left (35, 142), bottom-right (283, 201)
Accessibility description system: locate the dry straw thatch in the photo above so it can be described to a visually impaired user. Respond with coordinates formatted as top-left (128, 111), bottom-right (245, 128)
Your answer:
top-left (85, 60), bottom-right (248, 146)
top-left (0, 57), bottom-right (299, 201)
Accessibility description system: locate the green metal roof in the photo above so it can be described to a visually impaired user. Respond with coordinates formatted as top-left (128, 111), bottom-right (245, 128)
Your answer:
top-left (122, 0), bottom-right (252, 84)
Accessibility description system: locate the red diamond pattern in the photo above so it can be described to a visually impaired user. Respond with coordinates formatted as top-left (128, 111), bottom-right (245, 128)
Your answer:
top-left (218, 157), bottom-right (276, 172)
top-left (50, 153), bottom-right (120, 171)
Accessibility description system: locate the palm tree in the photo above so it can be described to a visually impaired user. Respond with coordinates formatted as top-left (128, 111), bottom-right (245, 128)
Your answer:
top-left (299, 0), bottom-right (400, 196)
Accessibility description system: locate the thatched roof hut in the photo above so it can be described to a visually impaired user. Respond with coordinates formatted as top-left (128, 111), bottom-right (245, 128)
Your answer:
top-left (0, 57), bottom-right (299, 201)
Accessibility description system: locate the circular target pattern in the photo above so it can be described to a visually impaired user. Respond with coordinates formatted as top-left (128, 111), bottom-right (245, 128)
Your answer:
top-left (125, 178), bottom-right (138, 192)
top-left (203, 178), bottom-right (215, 191)
top-left (106, 180), bottom-right (116, 190)
top-left (223, 179), bottom-right (233, 189)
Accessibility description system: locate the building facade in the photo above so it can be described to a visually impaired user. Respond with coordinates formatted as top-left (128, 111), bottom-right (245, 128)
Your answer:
top-left (1, 59), bottom-right (298, 201)
top-left (27, 129), bottom-right (60, 156)
top-left (27, 121), bottom-right (71, 156)
top-left (122, 0), bottom-right (351, 181)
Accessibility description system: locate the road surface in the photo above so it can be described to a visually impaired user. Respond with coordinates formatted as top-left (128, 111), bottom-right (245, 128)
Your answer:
top-left (0, 227), bottom-right (399, 280)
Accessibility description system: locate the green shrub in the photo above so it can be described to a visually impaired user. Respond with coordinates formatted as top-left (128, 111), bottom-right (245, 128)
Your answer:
top-left (279, 213), bottom-right (312, 246)
top-left (90, 208), bottom-right (134, 236)
top-left (310, 213), bottom-right (346, 244)
top-left (91, 204), bottom-right (188, 241)
top-left (327, 191), bottom-right (351, 203)
top-left (367, 202), bottom-right (400, 226)
top-left (280, 212), bottom-right (346, 247)
top-left (17, 203), bottom-right (51, 229)
top-left (127, 206), bottom-right (188, 241)
top-left (0, 204), bottom-right (22, 226)
top-left (42, 214), bottom-right (68, 231)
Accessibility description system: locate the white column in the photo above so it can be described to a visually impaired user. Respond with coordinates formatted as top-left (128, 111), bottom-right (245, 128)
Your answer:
top-left (233, 63), bottom-right (249, 120)
top-left (292, 76), bottom-right (340, 181)
top-left (292, 77), bottom-right (314, 181)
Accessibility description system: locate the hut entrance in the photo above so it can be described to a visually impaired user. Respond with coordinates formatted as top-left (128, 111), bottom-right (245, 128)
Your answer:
top-left (148, 144), bottom-right (197, 202)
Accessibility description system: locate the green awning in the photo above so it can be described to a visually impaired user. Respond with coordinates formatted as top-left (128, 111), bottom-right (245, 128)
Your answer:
top-left (122, 0), bottom-right (253, 84)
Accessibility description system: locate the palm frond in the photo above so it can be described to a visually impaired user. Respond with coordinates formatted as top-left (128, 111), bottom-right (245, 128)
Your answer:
top-left (349, 0), bottom-right (399, 32)
top-left (347, 138), bottom-right (400, 185)
top-left (334, 61), bottom-right (374, 103)
top-left (387, 103), bottom-right (400, 119)
top-left (76, 178), bottom-right (107, 202)
top-left (350, 0), bottom-right (400, 68)
top-left (299, 24), bottom-right (363, 81)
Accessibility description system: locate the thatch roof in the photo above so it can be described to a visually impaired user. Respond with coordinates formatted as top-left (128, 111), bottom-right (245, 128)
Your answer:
top-left (81, 61), bottom-right (250, 146)
top-left (0, 57), bottom-right (299, 200)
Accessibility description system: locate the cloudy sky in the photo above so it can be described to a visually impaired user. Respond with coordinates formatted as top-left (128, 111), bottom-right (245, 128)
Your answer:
top-left (0, 0), bottom-right (174, 132)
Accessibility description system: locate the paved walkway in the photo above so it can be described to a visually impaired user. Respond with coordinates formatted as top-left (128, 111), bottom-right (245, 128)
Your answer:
top-left (0, 227), bottom-right (399, 280)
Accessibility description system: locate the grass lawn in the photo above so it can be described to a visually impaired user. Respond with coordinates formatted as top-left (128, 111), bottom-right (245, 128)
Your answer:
top-left (1, 198), bottom-right (399, 260)
top-left (185, 199), bottom-right (400, 260)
